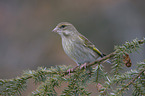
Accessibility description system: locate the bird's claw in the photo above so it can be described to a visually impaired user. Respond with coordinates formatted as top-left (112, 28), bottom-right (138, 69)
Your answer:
top-left (80, 63), bottom-right (87, 69)
top-left (67, 68), bottom-right (74, 75)
top-left (67, 66), bottom-right (79, 75)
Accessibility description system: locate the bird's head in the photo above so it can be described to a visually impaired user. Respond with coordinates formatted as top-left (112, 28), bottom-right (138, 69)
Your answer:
top-left (52, 22), bottom-right (78, 37)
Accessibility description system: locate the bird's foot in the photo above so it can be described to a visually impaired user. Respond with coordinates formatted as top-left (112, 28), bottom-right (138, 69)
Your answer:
top-left (67, 66), bottom-right (78, 75)
top-left (67, 68), bottom-right (74, 74)
top-left (80, 63), bottom-right (87, 69)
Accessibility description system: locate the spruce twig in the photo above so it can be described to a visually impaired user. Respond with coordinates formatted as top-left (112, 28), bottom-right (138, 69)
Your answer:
top-left (116, 69), bottom-right (145, 95)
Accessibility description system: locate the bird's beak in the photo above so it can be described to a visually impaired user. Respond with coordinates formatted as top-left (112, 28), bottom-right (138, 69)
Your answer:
top-left (52, 27), bottom-right (57, 32)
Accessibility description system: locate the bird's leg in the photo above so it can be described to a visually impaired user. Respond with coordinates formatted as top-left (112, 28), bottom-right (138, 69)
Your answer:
top-left (80, 63), bottom-right (87, 69)
top-left (67, 66), bottom-right (78, 75)
top-left (67, 68), bottom-right (73, 74)
top-left (80, 63), bottom-right (92, 77)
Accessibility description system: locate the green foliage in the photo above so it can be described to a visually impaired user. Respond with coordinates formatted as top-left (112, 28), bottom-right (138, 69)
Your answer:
top-left (112, 38), bottom-right (145, 75)
top-left (32, 76), bottom-right (62, 96)
top-left (0, 77), bottom-right (27, 96)
top-left (62, 70), bottom-right (91, 96)
top-left (0, 38), bottom-right (145, 96)
top-left (109, 62), bottom-right (145, 96)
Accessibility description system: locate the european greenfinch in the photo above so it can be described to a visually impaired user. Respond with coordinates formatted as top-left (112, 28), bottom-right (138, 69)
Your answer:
top-left (53, 22), bottom-right (106, 67)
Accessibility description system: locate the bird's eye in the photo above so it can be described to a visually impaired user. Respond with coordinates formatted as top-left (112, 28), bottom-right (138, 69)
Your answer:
top-left (60, 25), bottom-right (66, 29)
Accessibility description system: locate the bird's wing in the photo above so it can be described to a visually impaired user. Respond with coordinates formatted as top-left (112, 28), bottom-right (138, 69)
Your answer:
top-left (79, 35), bottom-right (104, 57)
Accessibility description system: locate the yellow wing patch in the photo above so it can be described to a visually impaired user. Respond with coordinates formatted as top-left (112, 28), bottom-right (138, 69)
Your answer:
top-left (92, 47), bottom-right (103, 57)
top-left (79, 35), bottom-right (103, 57)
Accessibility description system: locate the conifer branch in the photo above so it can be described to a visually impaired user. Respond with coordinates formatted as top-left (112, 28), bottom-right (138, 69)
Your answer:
top-left (116, 69), bottom-right (145, 95)
top-left (0, 38), bottom-right (144, 96)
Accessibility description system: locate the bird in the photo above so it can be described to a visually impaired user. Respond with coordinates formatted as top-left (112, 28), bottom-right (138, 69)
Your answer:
top-left (52, 22), bottom-right (108, 69)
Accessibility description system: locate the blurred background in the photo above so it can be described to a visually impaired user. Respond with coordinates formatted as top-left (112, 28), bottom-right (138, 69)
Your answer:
top-left (0, 0), bottom-right (145, 95)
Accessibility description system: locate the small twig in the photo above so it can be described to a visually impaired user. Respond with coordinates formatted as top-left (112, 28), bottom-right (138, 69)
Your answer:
top-left (116, 69), bottom-right (145, 95)
top-left (88, 51), bottom-right (116, 67)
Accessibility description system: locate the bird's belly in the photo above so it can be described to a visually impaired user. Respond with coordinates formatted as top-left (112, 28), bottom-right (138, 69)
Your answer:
top-left (63, 42), bottom-right (97, 65)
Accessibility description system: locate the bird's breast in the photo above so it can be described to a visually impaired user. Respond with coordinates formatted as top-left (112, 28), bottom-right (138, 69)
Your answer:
top-left (62, 38), bottom-right (98, 65)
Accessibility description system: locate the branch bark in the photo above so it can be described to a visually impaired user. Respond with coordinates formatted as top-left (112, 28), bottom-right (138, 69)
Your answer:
top-left (62, 51), bottom-right (116, 76)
